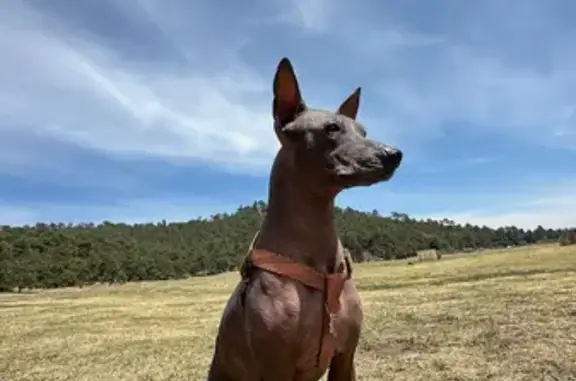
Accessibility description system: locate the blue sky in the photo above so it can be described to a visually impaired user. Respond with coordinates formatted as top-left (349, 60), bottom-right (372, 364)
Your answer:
top-left (1, 0), bottom-right (575, 229)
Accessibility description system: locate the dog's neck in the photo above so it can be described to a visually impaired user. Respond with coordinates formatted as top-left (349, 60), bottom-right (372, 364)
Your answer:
top-left (255, 149), bottom-right (342, 273)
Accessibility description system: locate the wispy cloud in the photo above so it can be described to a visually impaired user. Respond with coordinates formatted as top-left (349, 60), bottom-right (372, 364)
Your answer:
top-left (277, 0), bottom-right (576, 152)
top-left (0, 196), bottom-right (241, 226)
top-left (0, 203), bottom-right (38, 226)
top-left (0, 0), bottom-right (278, 175)
top-left (419, 181), bottom-right (576, 229)
top-left (411, 155), bottom-right (503, 175)
top-left (436, 196), bottom-right (576, 230)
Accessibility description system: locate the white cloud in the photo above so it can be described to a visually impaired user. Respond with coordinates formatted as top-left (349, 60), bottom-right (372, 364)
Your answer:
top-left (275, 0), bottom-right (576, 151)
top-left (423, 187), bottom-right (576, 230)
top-left (6, 0), bottom-right (573, 179)
top-left (0, 196), bottom-right (241, 226)
top-left (0, 204), bottom-right (39, 226)
top-left (277, 0), bottom-right (443, 52)
top-left (3, 0), bottom-right (575, 179)
top-left (0, 1), bottom-right (279, 175)
top-left (409, 155), bottom-right (503, 175)
top-left (276, 0), bottom-right (330, 33)
top-left (438, 207), bottom-right (576, 230)
top-left (372, 47), bottom-right (576, 150)
top-left (4, 187), bottom-right (574, 229)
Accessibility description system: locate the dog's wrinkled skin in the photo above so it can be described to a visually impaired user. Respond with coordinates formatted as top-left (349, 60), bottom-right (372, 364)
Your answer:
top-left (206, 58), bottom-right (403, 381)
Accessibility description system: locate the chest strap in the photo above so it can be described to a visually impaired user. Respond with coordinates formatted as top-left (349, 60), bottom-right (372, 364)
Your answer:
top-left (246, 245), bottom-right (351, 370)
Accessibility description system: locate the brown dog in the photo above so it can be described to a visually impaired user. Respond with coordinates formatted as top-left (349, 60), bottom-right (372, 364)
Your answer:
top-left (206, 57), bottom-right (403, 381)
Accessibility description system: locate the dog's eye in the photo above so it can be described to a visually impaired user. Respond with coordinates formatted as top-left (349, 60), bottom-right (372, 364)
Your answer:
top-left (324, 123), bottom-right (341, 134)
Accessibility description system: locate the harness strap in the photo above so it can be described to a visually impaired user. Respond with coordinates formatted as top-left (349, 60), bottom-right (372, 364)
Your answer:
top-left (247, 243), bottom-right (350, 370)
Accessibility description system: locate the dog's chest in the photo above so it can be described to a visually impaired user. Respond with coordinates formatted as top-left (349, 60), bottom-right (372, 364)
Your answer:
top-left (295, 284), bottom-right (359, 373)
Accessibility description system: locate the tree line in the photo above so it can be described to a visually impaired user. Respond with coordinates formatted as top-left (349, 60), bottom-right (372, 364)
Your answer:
top-left (0, 201), bottom-right (571, 292)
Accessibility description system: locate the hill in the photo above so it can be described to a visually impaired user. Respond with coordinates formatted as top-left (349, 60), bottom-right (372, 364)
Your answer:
top-left (0, 201), bottom-right (567, 292)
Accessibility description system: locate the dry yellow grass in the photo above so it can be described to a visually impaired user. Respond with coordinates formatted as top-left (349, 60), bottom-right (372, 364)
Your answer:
top-left (1, 244), bottom-right (575, 381)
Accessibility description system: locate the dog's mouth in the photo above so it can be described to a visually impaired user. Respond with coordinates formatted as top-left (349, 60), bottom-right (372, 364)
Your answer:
top-left (327, 148), bottom-right (402, 188)
top-left (334, 167), bottom-right (397, 188)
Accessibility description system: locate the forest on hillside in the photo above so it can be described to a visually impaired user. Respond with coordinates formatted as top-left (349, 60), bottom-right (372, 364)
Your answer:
top-left (0, 201), bottom-right (571, 292)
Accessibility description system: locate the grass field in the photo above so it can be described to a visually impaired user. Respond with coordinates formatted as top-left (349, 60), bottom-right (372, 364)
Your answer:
top-left (1, 244), bottom-right (575, 381)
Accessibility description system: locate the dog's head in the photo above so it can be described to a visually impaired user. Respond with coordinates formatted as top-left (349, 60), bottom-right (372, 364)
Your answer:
top-left (272, 57), bottom-right (403, 194)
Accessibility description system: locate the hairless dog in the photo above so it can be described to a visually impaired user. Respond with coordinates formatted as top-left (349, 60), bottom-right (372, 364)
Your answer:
top-left (207, 57), bottom-right (403, 381)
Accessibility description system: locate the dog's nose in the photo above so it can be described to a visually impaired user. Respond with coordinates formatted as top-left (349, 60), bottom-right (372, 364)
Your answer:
top-left (382, 146), bottom-right (403, 167)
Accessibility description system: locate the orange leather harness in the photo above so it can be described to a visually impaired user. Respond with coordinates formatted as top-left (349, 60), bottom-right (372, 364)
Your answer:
top-left (241, 232), bottom-right (351, 370)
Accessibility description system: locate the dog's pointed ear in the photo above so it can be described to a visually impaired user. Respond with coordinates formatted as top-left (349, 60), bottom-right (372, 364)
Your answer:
top-left (337, 87), bottom-right (361, 120)
top-left (273, 57), bottom-right (306, 126)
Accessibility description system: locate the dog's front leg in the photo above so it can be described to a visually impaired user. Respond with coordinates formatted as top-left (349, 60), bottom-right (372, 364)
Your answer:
top-left (326, 347), bottom-right (358, 381)
top-left (326, 306), bottom-right (361, 381)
